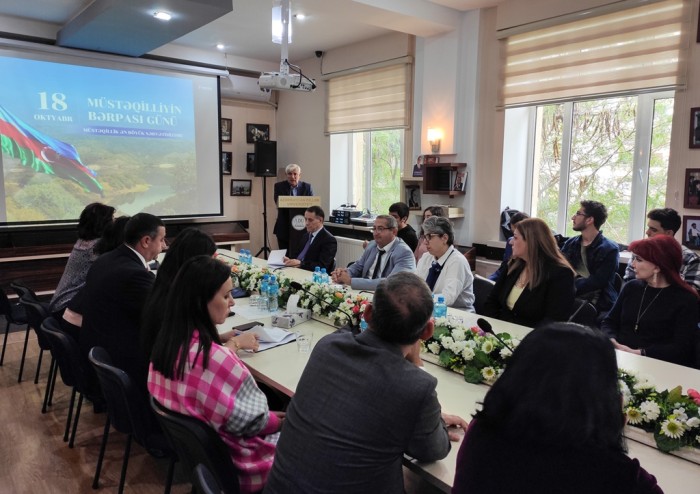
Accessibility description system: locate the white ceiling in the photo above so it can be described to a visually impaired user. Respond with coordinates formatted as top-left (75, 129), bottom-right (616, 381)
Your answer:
top-left (0, 0), bottom-right (506, 63)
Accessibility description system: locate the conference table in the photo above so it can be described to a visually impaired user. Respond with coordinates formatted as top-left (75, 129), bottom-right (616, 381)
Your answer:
top-left (216, 250), bottom-right (700, 492)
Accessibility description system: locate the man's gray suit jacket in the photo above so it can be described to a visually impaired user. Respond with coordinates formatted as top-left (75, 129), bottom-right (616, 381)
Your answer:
top-left (346, 238), bottom-right (416, 290)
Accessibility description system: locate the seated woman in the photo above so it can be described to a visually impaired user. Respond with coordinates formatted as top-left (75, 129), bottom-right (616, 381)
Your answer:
top-left (601, 235), bottom-right (698, 366)
top-left (50, 203), bottom-right (115, 321)
top-left (148, 255), bottom-right (282, 494)
top-left (482, 218), bottom-right (575, 327)
top-left (452, 322), bottom-right (662, 494)
top-left (415, 216), bottom-right (474, 310)
top-left (141, 227), bottom-right (258, 363)
top-left (488, 211), bottom-right (529, 282)
top-left (414, 205), bottom-right (446, 262)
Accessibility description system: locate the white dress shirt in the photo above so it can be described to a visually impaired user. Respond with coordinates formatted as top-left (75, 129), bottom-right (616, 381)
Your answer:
top-left (416, 245), bottom-right (475, 311)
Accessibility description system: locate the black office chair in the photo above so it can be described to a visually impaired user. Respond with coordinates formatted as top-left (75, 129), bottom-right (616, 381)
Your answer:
top-left (17, 296), bottom-right (53, 386)
top-left (88, 347), bottom-right (175, 494)
top-left (0, 287), bottom-right (28, 366)
top-left (473, 275), bottom-right (495, 315)
top-left (613, 272), bottom-right (624, 294)
top-left (39, 317), bottom-right (100, 445)
top-left (151, 396), bottom-right (241, 494)
top-left (568, 299), bottom-right (599, 329)
top-left (193, 463), bottom-right (224, 494)
top-left (9, 281), bottom-right (39, 302)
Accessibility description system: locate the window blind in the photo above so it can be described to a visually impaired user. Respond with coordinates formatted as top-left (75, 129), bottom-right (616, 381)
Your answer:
top-left (326, 63), bottom-right (411, 134)
top-left (501, 0), bottom-right (689, 107)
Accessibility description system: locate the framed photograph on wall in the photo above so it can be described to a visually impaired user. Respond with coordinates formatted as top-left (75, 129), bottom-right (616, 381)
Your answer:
top-left (690, 108), bottom-right (700, 148)
top-left (406, 185), bottom-right (421, 210)
top-left (684, 168), bottom-right (700, 209)
top-left (231, 179), bottom-right (252, 196)
top-left (221, 118), bottom-right (232, 142)
top-left (452, 170), bottom-right (466, 192)
top-left (221, 151), bottom-right (232, 175)
top-left (683, 215), bottom-right (700, 249)
top-left (246, 152), bottom-right (255, 173)
top-left (246, 123), bottom-right (270, 143)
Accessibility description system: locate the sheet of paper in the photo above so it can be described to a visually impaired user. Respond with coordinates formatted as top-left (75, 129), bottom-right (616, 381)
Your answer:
top-left (267, 249), bottom-right (287, 267)
top-left (249, 326), bottom-right (297, 352)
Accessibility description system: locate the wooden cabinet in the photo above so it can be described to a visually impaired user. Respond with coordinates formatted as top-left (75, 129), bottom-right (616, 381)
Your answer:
top-left (423, 162), bottom-right (467, 197)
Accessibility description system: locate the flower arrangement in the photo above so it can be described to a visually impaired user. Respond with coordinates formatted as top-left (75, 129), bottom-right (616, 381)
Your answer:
top-left (619, 369), bottom-right (700, 453)
top-left (228, 262), bottom-right (293, 307)
top-left (423, 317), bottom-right (519, 385)
top-left (295, 281), bottom-right (370, 327)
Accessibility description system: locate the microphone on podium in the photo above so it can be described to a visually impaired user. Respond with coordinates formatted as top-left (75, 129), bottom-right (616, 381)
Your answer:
top-left (290, 281), bottom-right (359, 334)
top-left (476, 317), bottom-right (515, 353)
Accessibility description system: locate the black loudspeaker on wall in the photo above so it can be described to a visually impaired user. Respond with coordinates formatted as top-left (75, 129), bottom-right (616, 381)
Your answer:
top-left (254, 140), bottom-right (277, 177)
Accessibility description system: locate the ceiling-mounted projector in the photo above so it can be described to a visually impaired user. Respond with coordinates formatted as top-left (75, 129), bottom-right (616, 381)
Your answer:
top-left (258, 72), bottom-right (315, 92)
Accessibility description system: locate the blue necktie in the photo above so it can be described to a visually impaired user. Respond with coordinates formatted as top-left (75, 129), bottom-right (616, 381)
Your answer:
top-left (425, 260), bottom-right (442, 290)
top-left (297, 234), bottom-right (313, 261)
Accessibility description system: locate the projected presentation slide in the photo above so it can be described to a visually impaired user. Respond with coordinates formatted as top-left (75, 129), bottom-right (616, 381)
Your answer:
top-left (0, 50), bottom-right (221, 225)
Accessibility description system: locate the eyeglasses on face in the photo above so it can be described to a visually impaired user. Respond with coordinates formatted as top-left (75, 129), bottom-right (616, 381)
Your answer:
top-left (424, 233), bottom-right (444, 241)
top-left (371, 226), bottom-right (391, 233)
top-left (573, 211), bottom-right (588, 217)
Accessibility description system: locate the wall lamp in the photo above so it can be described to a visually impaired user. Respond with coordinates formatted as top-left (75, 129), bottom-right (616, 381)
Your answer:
top-left (427, 127), bottom-right (443, 154)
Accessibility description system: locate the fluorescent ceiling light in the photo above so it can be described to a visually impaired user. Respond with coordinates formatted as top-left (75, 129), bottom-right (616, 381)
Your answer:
top-left (153, 11), bottom-right (172, 21)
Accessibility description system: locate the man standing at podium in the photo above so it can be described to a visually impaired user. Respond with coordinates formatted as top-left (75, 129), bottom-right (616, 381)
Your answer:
top-left (273, 163), bottom-right (313, 250)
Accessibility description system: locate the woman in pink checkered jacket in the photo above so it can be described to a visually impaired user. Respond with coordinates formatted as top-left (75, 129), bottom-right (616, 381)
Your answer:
top-left (148, 255), bottom-right (284, 494)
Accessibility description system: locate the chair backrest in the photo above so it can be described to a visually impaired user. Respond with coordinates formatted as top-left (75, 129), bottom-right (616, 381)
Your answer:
top-left (10, 281), bottom-right (38, 302)
top-left (39, 317), bottom-right (91, 392)
top-left (150, 397), bottom-right (240, 494)
top-left (568, 299), bottom-right (599, 328)
top-left (88, 347), bottom-right (151, 441)
top-left (613, 272), bottom-right (623, 294)
top-left (19, 296), bottom-right (51, 350)
top-left (193, 463), bottom-right (224, 494)
top-left (473, 275), bottom-right (495, 315)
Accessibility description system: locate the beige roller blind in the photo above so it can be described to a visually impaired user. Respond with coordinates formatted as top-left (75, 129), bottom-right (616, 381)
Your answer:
top-left (501, 0), bottom-right (689, 107)
top-left (326, 63), bottom-right (411, 134)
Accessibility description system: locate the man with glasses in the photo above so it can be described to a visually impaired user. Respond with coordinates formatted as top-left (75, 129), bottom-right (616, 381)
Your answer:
top-left (331, 215), bottom-right (415, 290)
top-left (561, 200), bottom-right (619, 316)
top-left (283, 205), bottom-right (337, 272)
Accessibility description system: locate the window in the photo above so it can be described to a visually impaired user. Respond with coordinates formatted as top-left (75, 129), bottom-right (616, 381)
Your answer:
top-left (503, 91), bottom-right (673, 244)
top-left (330, 129), bottom-right (404, 213)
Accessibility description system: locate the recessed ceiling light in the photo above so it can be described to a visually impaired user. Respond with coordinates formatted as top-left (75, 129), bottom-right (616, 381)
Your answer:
top-left (294, 13), bottom-right (306, 20)
top-left (216, 43), bottom-right (225, 50)
top-left (153, 11), bottom-right (172, 21)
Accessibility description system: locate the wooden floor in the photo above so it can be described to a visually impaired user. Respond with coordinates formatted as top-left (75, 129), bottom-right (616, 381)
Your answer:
top-left (0, 322), bottom-right (444, 494)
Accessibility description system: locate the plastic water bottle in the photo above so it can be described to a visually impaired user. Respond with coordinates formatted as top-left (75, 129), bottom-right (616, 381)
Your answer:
top-left (313, 266), bottom-right (321, 284)
top-left (268, 275), bottom-right (279, 312)
top-left (359, 317), bottom-right (368, 332)
top-left (259, 275), bottom-right (270, 311)
top-left (433, 294), bottom-right (447, 319)
top-left (320, 268), bottom-right (329, 284)
top-left (244, 249), bottom-right (252, 264)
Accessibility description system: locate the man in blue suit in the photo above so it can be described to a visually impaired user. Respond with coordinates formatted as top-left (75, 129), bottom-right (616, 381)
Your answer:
top-left (273, 163), bottom-right (313, 250)
top-left (332, 215), bottom-right (416, 290)
top-left (283, 205), bottom-right (337, 272)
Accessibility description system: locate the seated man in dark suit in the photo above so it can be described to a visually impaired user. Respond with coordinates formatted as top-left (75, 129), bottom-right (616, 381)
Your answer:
top-left (264, 272), bottom-right (467, 494)
top-left (79, 212), bottom-right (166, 393)
top-left (331, 215), bottom-right (416, 291)
top-left (273, 163), bottom-right (314, 250)
top-left (283, 205), bottom-right (337, 272)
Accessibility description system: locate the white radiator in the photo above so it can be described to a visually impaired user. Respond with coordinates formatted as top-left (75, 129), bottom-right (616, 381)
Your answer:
top-left (336, 236), bottom-right (366, 270)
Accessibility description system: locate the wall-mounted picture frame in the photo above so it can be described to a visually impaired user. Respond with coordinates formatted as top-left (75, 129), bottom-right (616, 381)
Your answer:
top-left (231, 179), bottom-right (252, 196)
top-left (683, 215), bottom-right (700, 249)
top-left (452, 170), bottom-right (466, 192)
top-left (246, 123), bottom-right (269, 143)
top-left (246, 152), bottom-right (255, 173)
top-left (221, 151), bottom-right (232, 175)
top-left (406, 185), bottom-right (421, 210)
top-left (690, 108), bottom-right (700, 149)
top-left (424, 155), bottom-right (440, 164)
top-left (684, 168), bottom-right (700, 208)
top-left (412, 155), bottom-right (423, 177)
top-left (221, 118), bottom-right (232, 142)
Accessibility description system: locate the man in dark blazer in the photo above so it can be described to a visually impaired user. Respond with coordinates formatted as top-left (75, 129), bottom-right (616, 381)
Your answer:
top-left (332, 215), bottom-right (416, 290)
top-left (79, 212), bottom-right (166, 392)
top-left (273, 163), bottom-right (314, 250)
top-left (283, 205), bottom-right (337, 272)
top-left (264, 272), bottom-right (467, 494)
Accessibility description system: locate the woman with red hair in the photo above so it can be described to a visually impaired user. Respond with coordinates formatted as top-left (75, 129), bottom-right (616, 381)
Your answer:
top-left (601, 235), bottom-right (699, 366)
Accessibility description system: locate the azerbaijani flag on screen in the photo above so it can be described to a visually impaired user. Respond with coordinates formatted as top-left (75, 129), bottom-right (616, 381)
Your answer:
top-left (0, 105), bottom-right (103, 195)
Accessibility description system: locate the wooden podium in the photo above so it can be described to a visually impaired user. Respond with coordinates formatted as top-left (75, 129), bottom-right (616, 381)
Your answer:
top-left (277, 196), bottom-right (321, 255)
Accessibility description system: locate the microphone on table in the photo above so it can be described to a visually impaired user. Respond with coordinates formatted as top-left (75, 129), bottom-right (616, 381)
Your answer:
top-left (215, 251), bottom-right (238, 262)
top-left (289, 281), bottom-right (360, 334)
top-left (476, 318), bottom-right (514, 353)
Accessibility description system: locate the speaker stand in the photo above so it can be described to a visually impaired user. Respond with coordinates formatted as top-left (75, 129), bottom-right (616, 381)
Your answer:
top-left (255, 176), bottom-right (272, 260)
